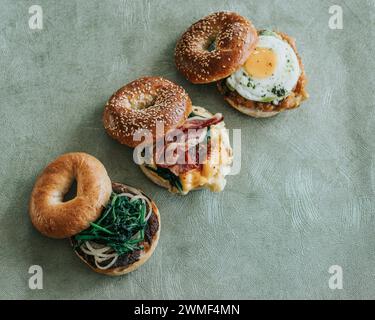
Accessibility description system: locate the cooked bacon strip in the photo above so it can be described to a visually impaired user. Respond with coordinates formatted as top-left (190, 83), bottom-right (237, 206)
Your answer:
top-left (158, 141), bottom-right (210, 175)
top-left (154, 113), bottom-right (223, 175)
top-left (180, 113), bottom-right (224, 130)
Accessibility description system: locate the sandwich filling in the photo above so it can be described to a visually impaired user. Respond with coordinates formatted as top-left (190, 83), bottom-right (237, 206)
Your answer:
top-left (144, 106), bottom-right (233, 194)
top-left (226, 30), bottom-right (301, 105)
top-left (72, 184), bottom-right (159, 270)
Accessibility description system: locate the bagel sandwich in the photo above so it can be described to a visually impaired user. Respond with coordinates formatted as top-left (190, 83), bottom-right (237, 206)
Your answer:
top-left (71, 182), bottom-right (160, 275)
top-left (175, 12), bottom-right (308, 117)
top-left (103, 78), bottom-right (233, 195)
top-left (217, 30), bottom-right (308, 117)
top-left (29, 152), bottom-right (160, 275)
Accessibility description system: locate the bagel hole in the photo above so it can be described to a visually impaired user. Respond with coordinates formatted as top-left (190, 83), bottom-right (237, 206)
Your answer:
top-left (134, 95), bottom-right (156, 110)
top-left (63, 179), bottom-right (77, 202)
top-left (205, 36), bottom-right (217, 52)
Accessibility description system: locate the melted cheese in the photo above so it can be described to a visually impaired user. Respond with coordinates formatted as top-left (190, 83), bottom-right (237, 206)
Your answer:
top-left (179, 121), bottom-right (233, 193)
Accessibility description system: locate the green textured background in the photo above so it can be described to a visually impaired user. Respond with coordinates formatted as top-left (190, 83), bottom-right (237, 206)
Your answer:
top-left (0, 0), bottom-right (374, 299)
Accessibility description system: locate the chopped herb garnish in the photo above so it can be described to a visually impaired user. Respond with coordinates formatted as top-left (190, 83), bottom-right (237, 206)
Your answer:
top-left (271, 86), bottom-right (286, 98)
top-left (247, 79), bottom-right (256, 89)
top-left (74, 192), bottom-right (148, 256)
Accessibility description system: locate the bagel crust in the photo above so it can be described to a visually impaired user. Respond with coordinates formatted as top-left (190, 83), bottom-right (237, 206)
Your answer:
top-left (175, 11), bottom-right (258, 83)
top-left (29, 153), bottom-right (112, 239)
top-left (217, 31), bottom-right (309, 117)
top-left (72, 182), bottom-right (160, 276)
top-left (103, 77), bottom-right (192, 148)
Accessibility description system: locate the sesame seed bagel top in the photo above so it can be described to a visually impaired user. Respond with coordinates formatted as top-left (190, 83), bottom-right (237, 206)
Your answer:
top-left (175, 11), bottom-right (258, 84)
top-left (103, 77), bottom-right (192, 148)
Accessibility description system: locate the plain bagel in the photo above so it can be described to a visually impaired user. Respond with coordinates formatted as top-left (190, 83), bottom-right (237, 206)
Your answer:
top-left (175, 11), bottom-right (258, 83)
top-left (103, 77), bottom-right (192, 148)
top-left (29, 152), bottom-right (112, 238)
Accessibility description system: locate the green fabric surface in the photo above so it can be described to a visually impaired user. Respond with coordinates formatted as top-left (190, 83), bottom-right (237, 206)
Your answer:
top-left (0, 0), bottom-right (374, 299)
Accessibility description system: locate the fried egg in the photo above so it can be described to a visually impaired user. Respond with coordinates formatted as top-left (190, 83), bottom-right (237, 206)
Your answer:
top-left (226, 31), bottom-right (301, 104)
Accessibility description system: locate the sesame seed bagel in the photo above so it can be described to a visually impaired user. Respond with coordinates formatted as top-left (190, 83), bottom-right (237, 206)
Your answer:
top-left (29, 152), bottom-right (112, 239)
top-left (217, 31), bottom-right (309, 118)
top-left (175, 11), bottom-right (258, 84)
top-left (103, 77), bottom-right (192, 148)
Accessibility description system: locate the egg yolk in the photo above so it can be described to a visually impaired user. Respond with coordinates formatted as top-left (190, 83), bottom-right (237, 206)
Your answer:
top-left (244, 47), bottom-right (277, 79)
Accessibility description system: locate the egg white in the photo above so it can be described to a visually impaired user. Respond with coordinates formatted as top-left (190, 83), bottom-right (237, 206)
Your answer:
top-left (226, 32), bottom-right (301, 104)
